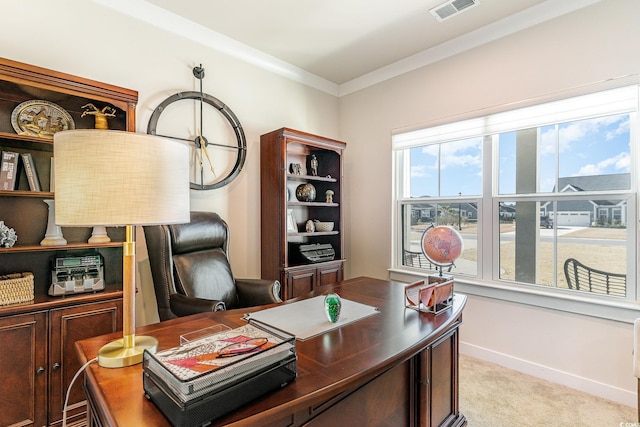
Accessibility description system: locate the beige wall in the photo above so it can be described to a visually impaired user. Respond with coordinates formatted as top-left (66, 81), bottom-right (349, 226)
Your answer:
top-left (340, 0), bottom-right (640, 406)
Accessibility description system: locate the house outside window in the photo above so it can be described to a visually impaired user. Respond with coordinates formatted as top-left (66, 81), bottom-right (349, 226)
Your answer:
top-left (393, 85), bottom-right (637, 304)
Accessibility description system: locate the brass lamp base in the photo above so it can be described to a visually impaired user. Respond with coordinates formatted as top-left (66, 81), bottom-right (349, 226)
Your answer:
top-left (98, 335), bottom-right (158, 368)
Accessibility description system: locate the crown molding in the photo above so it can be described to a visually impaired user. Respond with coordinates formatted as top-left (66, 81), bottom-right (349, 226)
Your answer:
top-left (92, 0), bottom-right (601, 98)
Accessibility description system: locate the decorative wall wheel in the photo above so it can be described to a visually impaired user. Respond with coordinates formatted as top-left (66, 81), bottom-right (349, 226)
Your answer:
top-left (147, 65), bottom-right (247, 190)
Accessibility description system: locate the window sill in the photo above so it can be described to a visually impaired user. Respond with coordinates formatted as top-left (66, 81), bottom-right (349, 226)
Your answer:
top-left (389, 268), bottom-right (640, 323)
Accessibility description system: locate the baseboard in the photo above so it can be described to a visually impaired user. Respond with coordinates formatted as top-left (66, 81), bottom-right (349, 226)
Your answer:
top-left (460, 341), bottom-right (636, 408)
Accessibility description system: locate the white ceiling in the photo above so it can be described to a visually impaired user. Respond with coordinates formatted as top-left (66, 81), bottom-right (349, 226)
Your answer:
top-left (98, 0), bottom-right (601, 95)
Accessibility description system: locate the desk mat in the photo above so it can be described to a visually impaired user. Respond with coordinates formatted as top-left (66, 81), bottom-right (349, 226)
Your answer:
top-left (243, 296), bottom-right (379, 340)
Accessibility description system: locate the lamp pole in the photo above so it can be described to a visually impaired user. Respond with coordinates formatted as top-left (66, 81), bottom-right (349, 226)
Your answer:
top-left (458, 192), bottom-right (462, 231)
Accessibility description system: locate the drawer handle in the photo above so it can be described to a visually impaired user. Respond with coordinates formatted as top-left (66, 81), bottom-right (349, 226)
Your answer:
top-left (36, 366), bottom-right (45, 375)
top-left (52, 362), bottom-right (61, 371)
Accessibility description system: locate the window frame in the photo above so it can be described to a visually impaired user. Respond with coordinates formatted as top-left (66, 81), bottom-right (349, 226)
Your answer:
top-left (390, 84), bottom-right (640, 322)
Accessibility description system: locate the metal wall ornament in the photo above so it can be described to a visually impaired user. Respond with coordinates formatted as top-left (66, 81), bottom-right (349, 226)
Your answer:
top-left (147, 64), bottom-right (247, 190)
top-left (11, 100), bottom-right (74, 139)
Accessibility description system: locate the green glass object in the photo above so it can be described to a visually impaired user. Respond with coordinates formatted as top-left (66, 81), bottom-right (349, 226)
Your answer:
top-left (324, 292), bottom-right (342, 323)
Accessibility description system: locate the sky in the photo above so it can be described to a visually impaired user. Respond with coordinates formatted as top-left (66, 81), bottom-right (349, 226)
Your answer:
top-left (409, 113), bottom-right (631, 197)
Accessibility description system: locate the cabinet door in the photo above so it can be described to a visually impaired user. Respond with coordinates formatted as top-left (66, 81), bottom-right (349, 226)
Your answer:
top-left (418, 328), bottom-right (459, 427)
top-left (48, 299), bottom-right (123, 426)
top-left (317, 262), bottom-right (343, 287)
top-left (0, 312), bottom-right (47, 427)
top-left (287, 268), bottom-right (316, 299)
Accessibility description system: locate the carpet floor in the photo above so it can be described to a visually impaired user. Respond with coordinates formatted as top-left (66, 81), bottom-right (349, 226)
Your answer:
top-left (459, 355), bottom-right (637, 426)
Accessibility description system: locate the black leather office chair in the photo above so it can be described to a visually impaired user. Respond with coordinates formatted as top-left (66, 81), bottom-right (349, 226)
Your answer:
top-left (144, 211), bottom-right (282, 321)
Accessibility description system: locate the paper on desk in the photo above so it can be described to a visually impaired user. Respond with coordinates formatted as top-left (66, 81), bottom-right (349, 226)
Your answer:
top-left (244, 296), bottom-right (379, 340)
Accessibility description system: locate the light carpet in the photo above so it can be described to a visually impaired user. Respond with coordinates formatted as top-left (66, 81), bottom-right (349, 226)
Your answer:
top-left (460, 355), bottom-right (636, 427)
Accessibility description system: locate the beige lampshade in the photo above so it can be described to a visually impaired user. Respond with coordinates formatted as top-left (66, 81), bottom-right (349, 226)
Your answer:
top-left (53, 130), bottom-right (190, 226)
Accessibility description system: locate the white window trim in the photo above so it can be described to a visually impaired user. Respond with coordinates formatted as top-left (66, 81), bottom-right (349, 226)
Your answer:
top-left (391, 83), bottom-right (640, 322)
top-left (389, 268), bottom-right (640, 323)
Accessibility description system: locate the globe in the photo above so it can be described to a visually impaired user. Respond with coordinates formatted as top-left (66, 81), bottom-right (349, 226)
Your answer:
top-left (421, 225), bottom-right (464, 267)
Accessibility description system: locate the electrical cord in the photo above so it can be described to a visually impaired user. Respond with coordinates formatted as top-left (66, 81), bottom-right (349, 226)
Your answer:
top-left (62, 357), bottom-right (98, 427)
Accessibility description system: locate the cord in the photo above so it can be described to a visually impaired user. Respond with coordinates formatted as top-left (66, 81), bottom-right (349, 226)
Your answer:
top-left (62, 357), bottom-right (98, 427)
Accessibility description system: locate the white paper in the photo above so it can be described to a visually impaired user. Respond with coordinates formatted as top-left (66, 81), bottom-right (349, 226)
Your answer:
top-left (244, 296), bottom-right (379, 340)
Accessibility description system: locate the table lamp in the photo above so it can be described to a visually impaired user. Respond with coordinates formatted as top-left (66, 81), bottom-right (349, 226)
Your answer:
top-left (53, 130), bottom-right (190, 368)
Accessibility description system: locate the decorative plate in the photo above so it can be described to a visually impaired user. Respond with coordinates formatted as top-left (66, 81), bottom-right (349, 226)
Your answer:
top-left (11, 100), bottom-right (75, 139)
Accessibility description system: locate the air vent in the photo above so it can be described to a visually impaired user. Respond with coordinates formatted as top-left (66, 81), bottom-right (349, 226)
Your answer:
top-left (430, 0), bottom-right (479, 22)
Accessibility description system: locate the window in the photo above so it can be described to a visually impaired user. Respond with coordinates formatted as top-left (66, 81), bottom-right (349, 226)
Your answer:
top-left (393, 85), bottom-right (637, 304)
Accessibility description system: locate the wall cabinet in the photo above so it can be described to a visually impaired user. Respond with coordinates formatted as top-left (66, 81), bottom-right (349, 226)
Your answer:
top-left (0, 58), bottom-right (135, 426)
top-left (260, 128), bottom-right (346, 299)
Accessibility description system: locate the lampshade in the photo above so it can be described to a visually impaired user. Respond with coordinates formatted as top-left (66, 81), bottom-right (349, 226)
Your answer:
top-left (53, 129), bottom-right (190, 368)
top-left (54, 129), bottom-right (190, 226)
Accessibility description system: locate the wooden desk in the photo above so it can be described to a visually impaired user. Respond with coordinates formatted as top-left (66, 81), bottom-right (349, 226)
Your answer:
top-left (75, 276), bottom-right (466, 427)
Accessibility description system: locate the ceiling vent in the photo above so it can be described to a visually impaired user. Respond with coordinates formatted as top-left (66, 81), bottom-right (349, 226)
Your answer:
top-left (430, 0), bottom-right (479, 22)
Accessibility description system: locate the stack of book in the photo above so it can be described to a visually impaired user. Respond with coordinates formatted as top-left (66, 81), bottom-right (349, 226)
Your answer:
top-left (0, 151), bottom-right (41, 191)
top-left (143, 322), bottom-right (297, 427)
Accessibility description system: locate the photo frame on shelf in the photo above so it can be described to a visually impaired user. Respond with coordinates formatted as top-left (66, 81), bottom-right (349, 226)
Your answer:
top-left (287, 209), bottom-right (297, 232)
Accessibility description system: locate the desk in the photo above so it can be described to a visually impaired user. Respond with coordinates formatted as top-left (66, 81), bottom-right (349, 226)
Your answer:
top-left (75, 276), bottom-right (467, 427)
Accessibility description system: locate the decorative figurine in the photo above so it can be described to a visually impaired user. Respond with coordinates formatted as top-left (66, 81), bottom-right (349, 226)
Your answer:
top-left (0, 221), bottom-right (17, 248)
top-left (81, 103), bottom-right (116, 129)
top-left (324, 292), bottom-right (342, 323)
top-left (296, 183), bottom-right (316, 202)
top-left (325, 189), bottom-right (334, 204)
top-left (305, 219), bottom-right (315, 232)
top-left (310, 154), bottom-right (318, 176)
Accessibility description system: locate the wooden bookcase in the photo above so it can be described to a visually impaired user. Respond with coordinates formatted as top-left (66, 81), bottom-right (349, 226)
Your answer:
top-left (0, 58), bottom-right (134, 427)
top-left (260, 128), bottom-right (346, 300)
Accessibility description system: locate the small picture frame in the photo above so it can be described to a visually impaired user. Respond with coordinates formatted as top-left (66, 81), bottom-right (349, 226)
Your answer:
top-left (287, 209), bottom-right (297, 232)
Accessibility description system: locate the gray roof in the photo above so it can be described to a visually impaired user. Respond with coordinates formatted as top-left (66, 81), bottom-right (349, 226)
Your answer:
top-left (557, 173), bottom-right (629, 192)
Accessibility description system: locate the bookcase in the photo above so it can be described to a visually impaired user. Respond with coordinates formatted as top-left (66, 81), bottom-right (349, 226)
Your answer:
top-left (0, 58), bottom-right (132, 427)
top-left (260, 128), bottom-right (346, 300)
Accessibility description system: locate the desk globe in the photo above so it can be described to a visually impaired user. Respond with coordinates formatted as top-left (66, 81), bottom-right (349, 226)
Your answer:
top-left (421, 225), bottom-right (464, 276)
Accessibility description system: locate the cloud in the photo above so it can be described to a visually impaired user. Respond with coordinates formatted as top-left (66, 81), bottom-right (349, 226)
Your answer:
top-left (411, 165), bottom-right (428, 178)
top-left (575, 152), bottom-right (630, 175)
top-left (539, 126), bottom-right (556, 156)
top-left (605, 116), bottom-right (630, 140)
top-left (559, 115), bottom-right (626, 149)
top-left (439, 138), bottom-right (482, 169)
top-left (541, 115), bottom-right (629, 164)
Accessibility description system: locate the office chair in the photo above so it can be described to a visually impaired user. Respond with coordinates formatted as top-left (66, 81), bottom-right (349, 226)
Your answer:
top-left (144, 211), bottom-right (282, 320)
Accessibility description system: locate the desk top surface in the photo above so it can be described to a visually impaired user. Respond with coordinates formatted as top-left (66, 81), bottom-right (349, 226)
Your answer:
top-left (75, 276), bottom-right (466, 427)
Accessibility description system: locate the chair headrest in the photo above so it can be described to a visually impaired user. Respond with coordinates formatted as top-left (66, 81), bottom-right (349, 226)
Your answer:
top-left (169, 211), bottom-right (228, 254)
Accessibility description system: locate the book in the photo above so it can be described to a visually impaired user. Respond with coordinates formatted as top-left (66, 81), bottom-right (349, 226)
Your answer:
top-left (20, 153), bottom-right (41, 191)
top-left (0, 151), bottom-right (19, 191)
top-left (143, 322), bottom-right (295, 400)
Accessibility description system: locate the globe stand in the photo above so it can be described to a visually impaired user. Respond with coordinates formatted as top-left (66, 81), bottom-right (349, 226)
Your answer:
top-left (417, 225), bottom-right (463, 315)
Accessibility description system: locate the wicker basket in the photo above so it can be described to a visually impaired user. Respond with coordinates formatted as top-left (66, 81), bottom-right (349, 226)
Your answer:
top-left (0, 272), bottom-right (35, 306)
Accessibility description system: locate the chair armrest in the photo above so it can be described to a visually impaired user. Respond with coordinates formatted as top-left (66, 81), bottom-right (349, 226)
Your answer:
top-left (236, 278), bottom-right (283, 306)
top-left (169, 293), bottom-right (226, 317)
